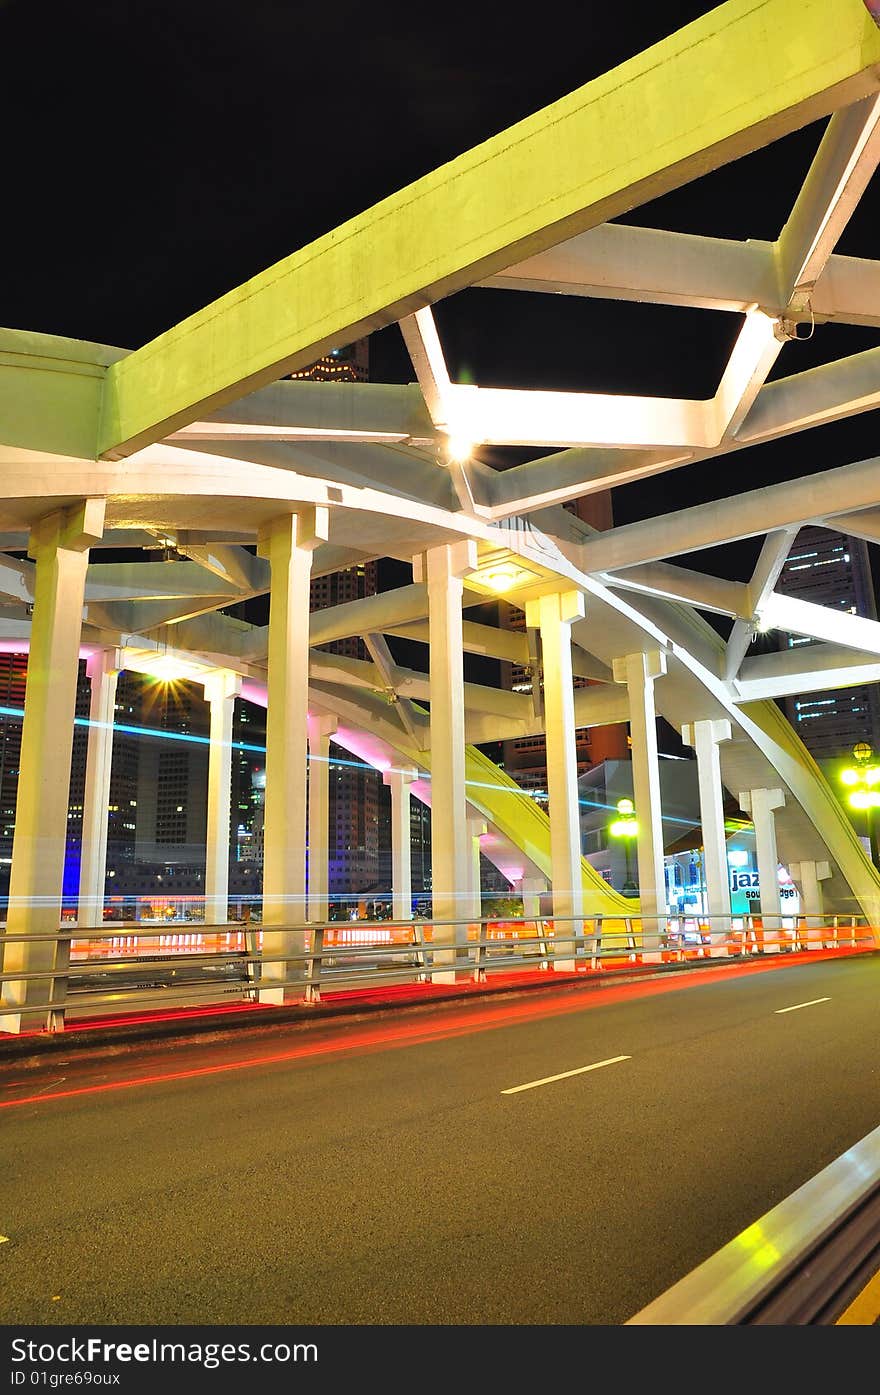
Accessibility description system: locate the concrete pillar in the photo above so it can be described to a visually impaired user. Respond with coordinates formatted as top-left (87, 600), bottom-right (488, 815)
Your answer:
top-left (466, 815), bottom-right (487, 922)
top-left (519, 876), bottom-right (547, 921)
top-left (613, 651), bottom-right (668, 930)
top-left (738, 787), bottom-right (786, 941)
top-left (789, 859), bottom-right (832, 935)
top-left (526, 590), bottom-right (586, 970)
top-left (307, 712), bottom-right (337, 922)
top-left (418, 540), bottom-right (475, 980)
top-left (383, 766), bottom-right (417, 922)
top-left (516, 875), bottom-right (549, 959)
top-left (256, 508), bottom-right (328, 1003)
top-left (681, 718), bottom-right (733, 951)
top-left (78, 647), bottom-right (121, 930)
top-left (202, 669), bottom-right (242, 926)
top-left (0, 500), bottom-right (105, 1033)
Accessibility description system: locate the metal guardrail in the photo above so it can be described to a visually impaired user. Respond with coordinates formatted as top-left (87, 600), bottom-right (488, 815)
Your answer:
top-left (0, 910), bottom-right (875, 1032)
top-left (627, 1119), bottom-right (880, 1324)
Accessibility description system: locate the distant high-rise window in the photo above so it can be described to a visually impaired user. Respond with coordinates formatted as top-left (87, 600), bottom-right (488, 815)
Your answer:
top-left (779, 525), bottom-right (878, 760)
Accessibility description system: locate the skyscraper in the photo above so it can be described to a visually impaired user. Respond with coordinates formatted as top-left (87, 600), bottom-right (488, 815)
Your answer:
top-left (0, 653), bottom-right (30, 905)
top-left (777, 525), bottom-right (880, 761)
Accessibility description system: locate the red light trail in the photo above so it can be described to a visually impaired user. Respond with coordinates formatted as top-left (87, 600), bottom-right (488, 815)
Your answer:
top-left (1, 949), bottom-right (857, 1111)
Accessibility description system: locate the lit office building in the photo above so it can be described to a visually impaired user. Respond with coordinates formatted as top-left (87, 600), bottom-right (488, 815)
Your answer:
top-left (777, 526), bottom-right (880, 761)
top-left (287, 340), bottom-right (369, 385)
top-left (66, 667), bottom-right (141, 899)
top-left (0, 654), bottom-right (28, 879)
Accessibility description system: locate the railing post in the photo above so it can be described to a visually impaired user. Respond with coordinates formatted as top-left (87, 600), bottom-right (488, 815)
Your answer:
top-left (304, 925), bottom-right (323, 1004)
top-left (473, 919), bottom-right (487, 984)
top-left (573, 917), bottom-right (588, 969)
top-left (410, 919), bottom-right (427, 982)
top-left (591, 917), bottom-right (602, 971)
top-left (244, 921), bottom-right (261, 1001)
top-left (537, 916), bottom-right (551, 971)
top-left (421, 926), bottom-right (435, 985)
top-left (46, 929), bottom-right (68, 1033)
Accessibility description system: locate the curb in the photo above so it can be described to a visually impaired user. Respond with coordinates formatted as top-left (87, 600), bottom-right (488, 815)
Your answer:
top-left (3, 946), bottom-right (873, 1064)
top-left (0, 956), bottom-right (741, 1060)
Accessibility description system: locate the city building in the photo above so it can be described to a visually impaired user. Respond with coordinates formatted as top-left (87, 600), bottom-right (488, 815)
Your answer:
top-left (0, 636), bottom-right (426, 921)
top-left (578, 757), bottom-right (800, 921)
top-left (0, 652), bottom-right (30, 905)
top-left (70, 668), bottom-right (142, 903)
top-left (131, 680), bottom-right (208, 861)
top-left (777, 525), bottom-right (880, 762)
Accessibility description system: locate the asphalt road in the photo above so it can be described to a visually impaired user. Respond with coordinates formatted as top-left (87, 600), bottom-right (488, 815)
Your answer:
top-left (2, 953), bottom-right (879, 1325)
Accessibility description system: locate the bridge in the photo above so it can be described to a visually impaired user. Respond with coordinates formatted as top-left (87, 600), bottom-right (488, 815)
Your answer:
top-left (3, 0), bottom-right (880, 1035)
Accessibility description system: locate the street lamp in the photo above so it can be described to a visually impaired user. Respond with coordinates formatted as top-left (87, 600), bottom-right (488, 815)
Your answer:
top-left (839, 742), bottom-right (880, 868)
top-left (609, 797), bottom-right (639, 895)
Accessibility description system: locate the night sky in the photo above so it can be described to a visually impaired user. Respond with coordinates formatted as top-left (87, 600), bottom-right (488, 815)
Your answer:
top-left (2, 0), bottom-right (878, 597)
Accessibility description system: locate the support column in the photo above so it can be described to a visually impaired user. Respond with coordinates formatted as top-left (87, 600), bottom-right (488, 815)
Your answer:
top-left (612, 651), bottom-right (668, 932)
top-left (203, 669), bottom-right (242, 926)
top-left (526, 590), bottom-right (586, 971)
top-left (0, 500), bottom-right (105, 1033)
top-left (78, 647), bottom-right (121, 930)
top-left (738, 787), bottom-right (786, 943)
top-left (256, 508), bottom-right (328, 1003)
top-left (518, 876), bottom-right (547, 921)
top-left (789, 859), bottom-right (832, 935)
top-left (516, 875), bottom-right (548, 960)
top-left (307, 712), bottom-right (337, 923)
top-left (466, 814), bottom-right (487, 922)
top-left (383, 766), bottom-right (417, 922)
top-left (419, 541), bottom-right (475, 980)
top-left (681, 718), bottom-right (733, 952)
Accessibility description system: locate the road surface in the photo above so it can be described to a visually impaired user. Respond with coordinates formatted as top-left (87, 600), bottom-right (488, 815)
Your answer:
top-left (2, 953), bottom-right (879, 1324)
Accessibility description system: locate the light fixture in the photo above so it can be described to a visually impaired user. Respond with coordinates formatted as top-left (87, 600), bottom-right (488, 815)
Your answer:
top-left (445, 435), bottom-right (474, 464)
top-left (123, 648), bottom-right (208, 684)
top-left (481, 563), bottom-right (522, 594)
top-left (840, 745), bottom-right (880, 813)
top-left (849, 789), bottom-right (880, 810)
top-left (144, 534), bottom-right (184, 563)
top-left (467, 551), bottom-right (542, 596)
top-left (609, 799), bottom-right (638, 838)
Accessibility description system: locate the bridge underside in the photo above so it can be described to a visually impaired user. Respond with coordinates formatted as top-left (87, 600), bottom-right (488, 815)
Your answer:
top-left (3, 0), bottom-right (880, 1029)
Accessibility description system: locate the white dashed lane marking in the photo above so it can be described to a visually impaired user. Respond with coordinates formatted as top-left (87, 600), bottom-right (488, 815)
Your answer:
top-left (502, 1055), bottom-right (631, 1095)
top-left (774, 997), bottom-right (831, 1015)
